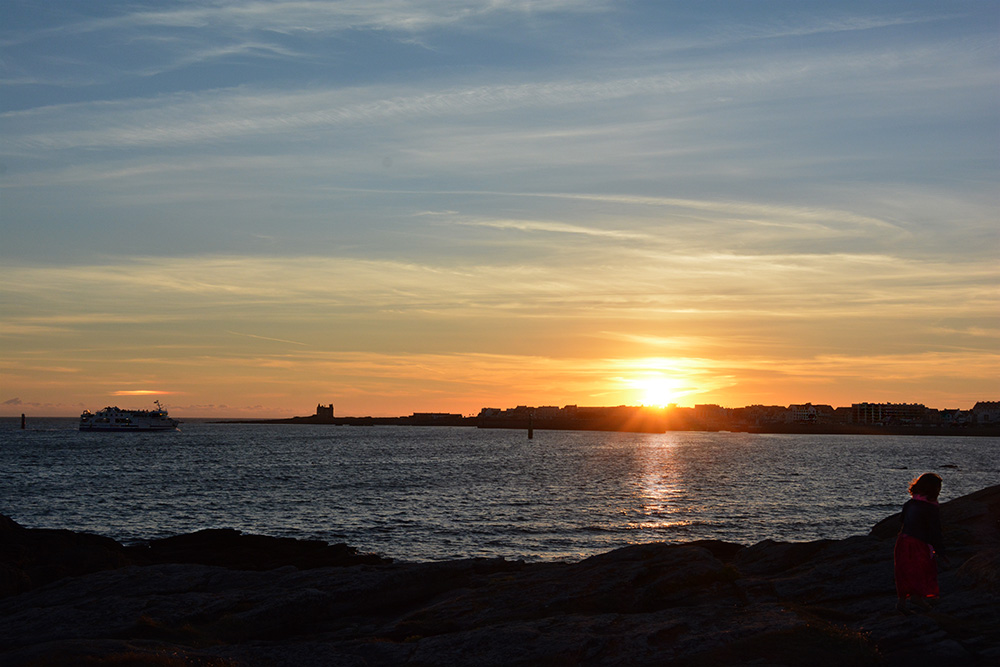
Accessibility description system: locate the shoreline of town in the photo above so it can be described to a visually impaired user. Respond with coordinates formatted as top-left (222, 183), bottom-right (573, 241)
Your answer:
top-left (224, 400), bottom-right (1000, 436)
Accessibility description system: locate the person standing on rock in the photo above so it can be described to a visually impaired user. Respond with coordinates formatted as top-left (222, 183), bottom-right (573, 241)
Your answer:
top-left (894, 472), bottom-right (945, 614)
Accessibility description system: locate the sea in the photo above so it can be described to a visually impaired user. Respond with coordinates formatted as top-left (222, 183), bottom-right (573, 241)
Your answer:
top-left (1, 418), bottom-right (996, 563)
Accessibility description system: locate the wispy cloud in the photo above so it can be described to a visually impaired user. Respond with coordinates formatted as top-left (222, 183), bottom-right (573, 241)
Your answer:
top-left (227, 331), bottom-right (309, 346)
top-left (2, 252), bottom-right (996, 325)
top-left (520, 192), bottom-right (906, 234)
top-left (114, 1), bottom-right (608, 33)
top-left (2, 1), bottom-right (613, 51)
top-left (6, 32), bottom-right (989, 153)
top-left (717, 12), bottom-right (965, 45)
top-left (928, 326), bottom-right (1000, 339)
top-left (451, 216), bottom-right (650, 240)
top-left (145, 40), bottom-right (308, 76)
top-left (3, 76), bottom-right (677, 150)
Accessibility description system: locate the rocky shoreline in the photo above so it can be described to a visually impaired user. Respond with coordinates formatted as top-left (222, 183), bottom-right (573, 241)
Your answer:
top-left (2, 486), bottom-right (998, 666)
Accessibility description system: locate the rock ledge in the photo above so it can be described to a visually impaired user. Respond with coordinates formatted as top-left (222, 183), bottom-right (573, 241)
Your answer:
top-left (2, 485), bottom-right (998, 666)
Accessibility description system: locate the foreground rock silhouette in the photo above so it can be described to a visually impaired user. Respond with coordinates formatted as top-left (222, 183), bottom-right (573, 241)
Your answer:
top-left (2, 486), bottom-right (998, 666)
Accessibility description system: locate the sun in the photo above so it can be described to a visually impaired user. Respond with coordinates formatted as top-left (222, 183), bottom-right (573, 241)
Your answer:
top-left (635, 376), bottom-right (684, 408)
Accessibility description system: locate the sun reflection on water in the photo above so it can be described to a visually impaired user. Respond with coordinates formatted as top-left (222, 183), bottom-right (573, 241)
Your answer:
top-left (626, 435), bottom-right (707, 535)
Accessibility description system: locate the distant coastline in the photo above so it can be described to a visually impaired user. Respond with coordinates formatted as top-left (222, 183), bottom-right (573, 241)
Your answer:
top-left (220, 401), bottom-right (1000, 436)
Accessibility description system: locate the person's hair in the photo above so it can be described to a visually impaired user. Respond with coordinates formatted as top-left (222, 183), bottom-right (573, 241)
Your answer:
top-left (908, 473), bottom-right (942, 501)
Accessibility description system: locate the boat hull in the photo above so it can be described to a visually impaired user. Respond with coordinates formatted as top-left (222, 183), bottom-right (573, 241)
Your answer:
top-left (79, 424), bottom-right (178, 432)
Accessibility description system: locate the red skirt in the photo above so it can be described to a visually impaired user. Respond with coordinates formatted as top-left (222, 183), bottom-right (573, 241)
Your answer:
top-left (894, 533), bottom-right (939, 599)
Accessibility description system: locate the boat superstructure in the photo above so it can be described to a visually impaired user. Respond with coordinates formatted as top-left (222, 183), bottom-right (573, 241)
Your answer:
top-left (79, 400), bottom-right (179, 431)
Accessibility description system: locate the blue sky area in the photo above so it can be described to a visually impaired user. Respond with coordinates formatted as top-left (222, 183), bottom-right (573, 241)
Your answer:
top-left (1, 1), bottom-right (998, 416)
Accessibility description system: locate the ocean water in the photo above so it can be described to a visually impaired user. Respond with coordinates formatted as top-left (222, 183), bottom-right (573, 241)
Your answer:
top-left (1, 419), bottom-right (996, 562)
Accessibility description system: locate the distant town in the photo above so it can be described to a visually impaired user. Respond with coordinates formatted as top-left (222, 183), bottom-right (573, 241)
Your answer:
top-left (237, 401), bottom-right (1000, 436)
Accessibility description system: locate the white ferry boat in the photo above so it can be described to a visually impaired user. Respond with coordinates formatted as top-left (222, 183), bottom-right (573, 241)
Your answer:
top-left (79, 401), bottom-right (180, 431)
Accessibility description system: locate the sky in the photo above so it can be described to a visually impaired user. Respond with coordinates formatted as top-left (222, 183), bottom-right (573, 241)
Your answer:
top-left (1, 1), bottom-right (998, 418)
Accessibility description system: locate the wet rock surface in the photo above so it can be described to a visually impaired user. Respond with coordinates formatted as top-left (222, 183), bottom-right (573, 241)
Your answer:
top-left (2, 485), bottom-right (997, 666)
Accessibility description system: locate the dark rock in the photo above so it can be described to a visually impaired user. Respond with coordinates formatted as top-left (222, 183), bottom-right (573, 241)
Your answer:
top-left (124, 527), bottom-right (391, 570)
top-left (1, 484), bottom-right (998, 666)
top-left (735, 537), bottom-right (837, 575)
top-left (0, 522), bottom-right (392, 601)
top-left (956, 549), bottom-right (1000, 594)
top-left (0, 515), bottom-right (130, 597)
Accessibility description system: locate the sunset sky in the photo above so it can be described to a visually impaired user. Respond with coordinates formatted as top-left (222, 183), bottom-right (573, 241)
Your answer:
top-left (2, 1), bottom-right (998, 418)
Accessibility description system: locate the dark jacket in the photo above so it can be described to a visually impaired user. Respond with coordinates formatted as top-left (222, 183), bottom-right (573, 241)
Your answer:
top-left (900, 498), bottom-right (944, 554)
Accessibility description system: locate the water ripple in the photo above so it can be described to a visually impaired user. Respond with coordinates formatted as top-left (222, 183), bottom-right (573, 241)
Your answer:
top-left (1, 419), bottom-right (996, 562)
